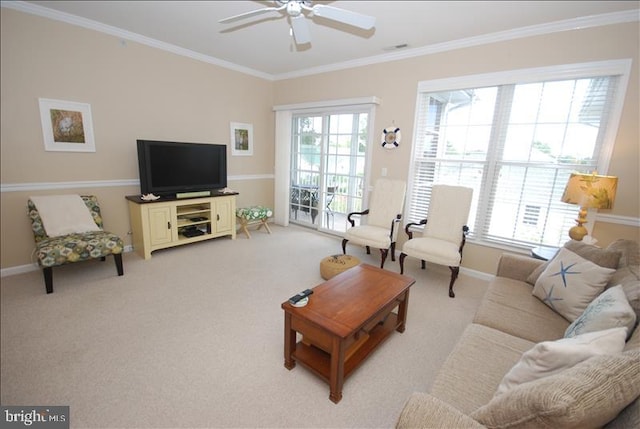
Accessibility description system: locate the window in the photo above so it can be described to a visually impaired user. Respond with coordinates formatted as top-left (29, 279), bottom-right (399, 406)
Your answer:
top-left (290, 111), bottom-right (370, 233)
top-left (273, 96), bottom-right (379, 230)
top-left (407, 60), bottom-right (630, 249)
top-left (523, 205), bottom-right (541, 226)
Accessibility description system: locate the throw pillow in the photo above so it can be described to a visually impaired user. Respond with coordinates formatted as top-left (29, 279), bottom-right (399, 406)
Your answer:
top-left (471, 350), bottom-right (640, 429)
top-left (526, 240), bottom-right (621, 285)
top-left (495, 327), bottom-right (626, 396)
top-left (532, 247), bottom-right (616, 321)
top-left (565, 285), bottom-right (637, 339)
top-left (30, 194), bottom-right (101, 237)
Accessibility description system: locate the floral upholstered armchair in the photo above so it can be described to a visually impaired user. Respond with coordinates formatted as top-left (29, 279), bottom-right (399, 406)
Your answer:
top-left (27, 195), bottom-right (124, 294)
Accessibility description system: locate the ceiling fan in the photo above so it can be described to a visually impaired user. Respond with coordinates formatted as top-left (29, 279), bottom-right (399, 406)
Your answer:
top-left (218, 1), bottom-right (376, 45)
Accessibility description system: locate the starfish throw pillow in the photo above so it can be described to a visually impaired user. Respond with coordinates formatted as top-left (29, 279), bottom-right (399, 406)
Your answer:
top-left (532, 247), bottom-right (616, 322)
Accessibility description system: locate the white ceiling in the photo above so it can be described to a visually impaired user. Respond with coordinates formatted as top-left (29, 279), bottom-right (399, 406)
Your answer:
top-left (9, 1), bottom-right (640, 79)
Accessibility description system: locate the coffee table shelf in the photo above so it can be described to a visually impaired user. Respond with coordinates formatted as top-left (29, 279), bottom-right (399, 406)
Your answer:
top-left (282, 264), bottom-right (415, 403)
top-left (293, 312), bottom-right (399, 381)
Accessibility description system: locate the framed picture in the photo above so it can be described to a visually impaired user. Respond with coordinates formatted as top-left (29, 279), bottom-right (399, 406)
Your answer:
top-left (38, 98), bottom-right (96, 152)
top-left (230, 122), bottom-right (253, 156)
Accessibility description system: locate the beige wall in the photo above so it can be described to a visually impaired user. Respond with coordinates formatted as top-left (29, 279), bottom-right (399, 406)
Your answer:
top-left (274, 21), bottom-right (640, 272)
top-left (1, 8), bottom-right (638, 274)
top-left (0, 9), bottom-right (275, 269)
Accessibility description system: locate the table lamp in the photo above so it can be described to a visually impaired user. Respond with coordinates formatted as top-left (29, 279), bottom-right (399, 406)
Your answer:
top-left (561, 172), bottom-right (618, 241)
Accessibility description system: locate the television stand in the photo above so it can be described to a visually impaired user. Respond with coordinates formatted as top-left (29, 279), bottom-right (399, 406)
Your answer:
top-left (126, 192), bottom-right (237, 259)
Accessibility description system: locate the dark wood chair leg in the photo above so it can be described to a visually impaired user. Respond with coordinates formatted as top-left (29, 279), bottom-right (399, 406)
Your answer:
top-left (114, 253), bottom-right (124, 276)
top-left (421, 260), bottom-right (426, 270)
top-left (390, 242), bottom-right (396, 261)
top-left (365, 246), bottom-right (371, 255)
top-left (379, 249), bottom-right (388, 269)
top-left (399, 253), bottom-right (407, 274)
top-left (341, 238), bottom-right (348, 255)
top-left (43, 267), bottom-right (53, 294)
top-left (448, 266), bottom-right (459, 298)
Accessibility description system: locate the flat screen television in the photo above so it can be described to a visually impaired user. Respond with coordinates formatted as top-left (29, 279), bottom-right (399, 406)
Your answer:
top-left (136, 140), bottom-right (227, 197)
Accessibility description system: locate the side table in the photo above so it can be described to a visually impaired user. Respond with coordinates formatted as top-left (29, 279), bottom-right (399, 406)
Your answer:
top-left (531, 246), bottom-right (559, 261)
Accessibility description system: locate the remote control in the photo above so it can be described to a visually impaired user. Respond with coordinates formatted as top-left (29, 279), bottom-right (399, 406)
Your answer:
top-left (288, 289), bottom-right (313, 304)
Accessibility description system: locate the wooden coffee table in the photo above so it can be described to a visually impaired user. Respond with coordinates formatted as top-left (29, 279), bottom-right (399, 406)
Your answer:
top-left (281, 263), bottom-right (415, 403)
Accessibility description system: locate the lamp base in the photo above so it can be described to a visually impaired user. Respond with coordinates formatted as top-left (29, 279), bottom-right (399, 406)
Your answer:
top-left (568, 225), bottom-right (588, 241)
top-left (568, 206), bottom-right (589, 241)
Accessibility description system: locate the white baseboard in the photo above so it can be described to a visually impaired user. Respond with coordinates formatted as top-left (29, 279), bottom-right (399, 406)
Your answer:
top-left (461, 266), bottom-right (494, 282)
top-left (1, 245), bottom-right (134, 278)
top-left (1, 263), bottom-right (39, 277)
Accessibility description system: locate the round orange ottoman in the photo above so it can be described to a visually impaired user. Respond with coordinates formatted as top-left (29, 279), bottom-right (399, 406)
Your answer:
top-left (320, 254), bottom-right (361, 280)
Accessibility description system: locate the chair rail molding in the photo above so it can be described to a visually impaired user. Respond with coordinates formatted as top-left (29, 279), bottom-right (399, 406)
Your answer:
top-left (0, 174), bottom-right (274, 193)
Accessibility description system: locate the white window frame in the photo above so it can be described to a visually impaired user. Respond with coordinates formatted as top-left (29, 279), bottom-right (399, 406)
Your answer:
top-left (406, 59), bottom-right (631, 251)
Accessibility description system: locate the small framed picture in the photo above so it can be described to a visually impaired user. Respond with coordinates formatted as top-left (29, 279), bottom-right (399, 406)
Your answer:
top-left (39, 98), bottom-right (96, 152)
top-left (230, 122), bottom-right (253, 156)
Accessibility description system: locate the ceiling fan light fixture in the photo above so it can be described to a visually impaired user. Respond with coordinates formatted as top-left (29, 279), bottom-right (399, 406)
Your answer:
top-left (219, 0), bottom-right (376, 45)
top-left (286, 1), bottom-right (303, 17)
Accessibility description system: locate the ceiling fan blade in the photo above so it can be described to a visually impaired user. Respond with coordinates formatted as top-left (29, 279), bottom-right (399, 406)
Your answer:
top-left (218, 5), bottom-right (285, 24)
top-left (311, 5), bottom-right (376, 30)
top-left (290, 15), bottom-right (311, 45)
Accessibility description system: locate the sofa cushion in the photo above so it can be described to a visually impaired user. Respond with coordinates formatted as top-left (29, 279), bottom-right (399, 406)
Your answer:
top-left (624, 322), bottom-right (640, 351)
top-left (565, 285), bottom-right (636, 338)
top-left (430, 324), bottom-right (534, 415)
top-left (604, 398), bottom-right (640, 429)
top-left (471, 350), bottom-right (640, 429)
top-left (396, 393), bottom-right (486, 429)
top-left (608, 265), bottom-right (640, 320)
top-left (473, 277), bottom-right (569, 343)
top-left (532, 248), bottom-right (615, 322)
top-left (607, 239), bottom-right (640, 268)
top-left (607, 318), bottom-right (640, 429)
top-left (527, 240), bottom-right (621, 285)
top-left (495, 327), bottom-right (627, 396)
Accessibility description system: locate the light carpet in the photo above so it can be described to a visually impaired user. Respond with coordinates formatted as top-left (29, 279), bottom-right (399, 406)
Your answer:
top-left (1, 224), bottom-right (489, 428)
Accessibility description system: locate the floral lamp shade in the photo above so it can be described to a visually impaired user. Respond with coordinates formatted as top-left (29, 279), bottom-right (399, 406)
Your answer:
top-left (561, 173), bottom-right (618, 241)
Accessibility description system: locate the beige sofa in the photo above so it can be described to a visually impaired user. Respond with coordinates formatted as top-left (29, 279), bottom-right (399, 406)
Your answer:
top-left (396, 239), bottom-right (640, 428)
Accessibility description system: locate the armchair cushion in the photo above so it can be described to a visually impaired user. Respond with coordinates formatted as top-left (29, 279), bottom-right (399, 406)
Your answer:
top-left (28, 195), bottom-right (124, 268)
top-left (402, 237), bottom-right (462, 266)
top-left (36, 231), bottom-right (124, 267)
top-left (344, 225), bottom-right (391, 249)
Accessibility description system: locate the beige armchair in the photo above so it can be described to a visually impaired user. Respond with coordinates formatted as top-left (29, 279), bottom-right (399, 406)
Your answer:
top-left (342, 179), bottom-right (407, 268)
top-left (399, 184), bottom-right (473, 298)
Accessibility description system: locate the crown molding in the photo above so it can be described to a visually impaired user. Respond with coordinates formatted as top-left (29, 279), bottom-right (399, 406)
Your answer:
top-left (273, 9), bottom-right (640, 80)
top-left (2, 1), bottom-right (638, 81)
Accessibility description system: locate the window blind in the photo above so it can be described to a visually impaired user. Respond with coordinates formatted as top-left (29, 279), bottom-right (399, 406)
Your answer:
top-left (407, 64), bottom-right (624, 249)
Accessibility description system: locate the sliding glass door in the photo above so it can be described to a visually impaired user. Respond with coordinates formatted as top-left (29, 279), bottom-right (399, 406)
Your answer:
top-left (290, 110), bottom-right (370, 234)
